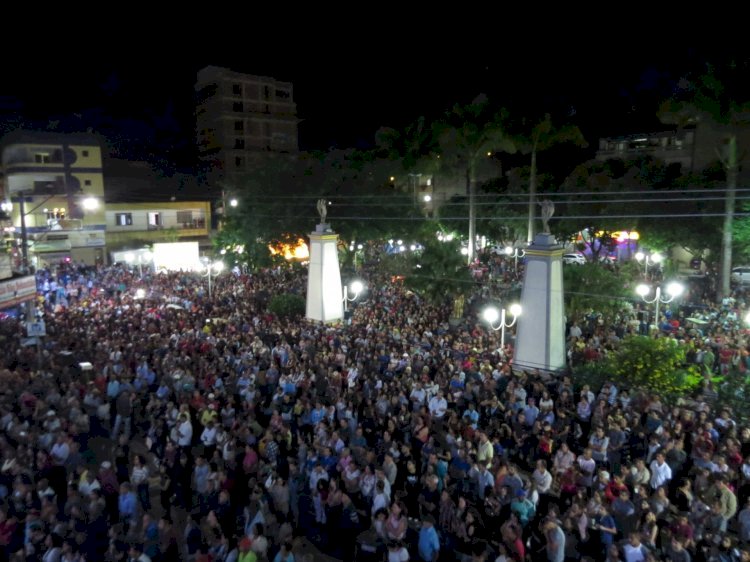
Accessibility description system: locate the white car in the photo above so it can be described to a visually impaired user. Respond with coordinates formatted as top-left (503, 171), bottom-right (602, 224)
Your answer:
top-left (562, 253), bottom-right (586, 265)
top-left (732, 266), bottom-right (750, 284)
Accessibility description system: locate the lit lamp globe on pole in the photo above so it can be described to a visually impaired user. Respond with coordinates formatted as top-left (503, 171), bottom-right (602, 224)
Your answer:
top-left (504, 245), bottom-right (526, 272)
top-left (203, 261), bottom-right (225, 298)
top-left (634, 251), bottom-right (663, 277)
top-left (635, 281), bottom-right (684, 330)
top-left (483, 303), bottom-right (522, 348)
top-left (343, 280), bottom-right (364, 313)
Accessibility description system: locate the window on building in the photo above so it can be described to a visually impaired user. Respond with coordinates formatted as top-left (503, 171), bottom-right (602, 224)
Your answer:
top-left (82, 150), bottom-right (89, 157)
top-left (234, 138), bottom-right (245, 149)
top-left (263, 85), bottom-right (270, 99)
top-left (115, 213), bottom-right (133, 226)
top-left (148, 212), bottom-right (161, 228)
top-left (275, 89), bottom-right (290, 99)
top-left (35, 153), bottom-right (50, 164)
top-left (176, 211), bottom-right (193, 225)
top-left (234, 120), bottom-right (244, 132)
top-left (233, 84), bottom-right (242, 95)
top-left (235, 156), bottom-right (244, 168)
top-left (84, 180), bottom-right (92, 186)
top-left (233, 101), bottom-right (243, 112)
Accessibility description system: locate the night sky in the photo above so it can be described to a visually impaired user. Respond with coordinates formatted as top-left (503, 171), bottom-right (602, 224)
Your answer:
top-left (0, 40), bottom-right (741, 170)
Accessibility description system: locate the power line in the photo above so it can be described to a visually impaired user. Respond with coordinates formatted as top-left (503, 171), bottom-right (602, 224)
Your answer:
top-left (243, 212), bottom-right (750, 221)
top-left (242, 187), bottom-right (750, 200)
top-left (266, 195), bottom-right (750, 208)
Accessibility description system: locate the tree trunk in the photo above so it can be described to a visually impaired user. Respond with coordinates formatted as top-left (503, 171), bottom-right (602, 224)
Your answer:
top-left (719, 134), bottom-right (738, 303)
top-left (468, 163), bottom-right (476, 264)
top-left (527, 148), bottom-right (538, 243)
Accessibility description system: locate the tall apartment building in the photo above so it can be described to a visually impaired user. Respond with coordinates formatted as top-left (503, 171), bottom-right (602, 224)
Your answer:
top-left (195, 65), bottom-right (299, 183)
top-left (596, 122), bottom-right (750, 178)
top-left (0, 130), bottom-right (107, 268)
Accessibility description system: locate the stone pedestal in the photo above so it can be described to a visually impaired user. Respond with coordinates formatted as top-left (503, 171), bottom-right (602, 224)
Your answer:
top-left (513, 233), bottom-right (566, 373)
top-left (306, 224), bottom-right (344, 323)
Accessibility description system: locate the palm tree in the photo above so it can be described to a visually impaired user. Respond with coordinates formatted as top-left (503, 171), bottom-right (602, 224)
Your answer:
top-left (514, 114), bottom-right (587, 242)
top-left (433, 95), bottom-right (516, 263)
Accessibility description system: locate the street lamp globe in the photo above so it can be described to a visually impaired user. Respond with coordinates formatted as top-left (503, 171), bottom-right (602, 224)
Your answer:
top-left (483, 306), bottom-right (500, 324)
top-left (212, 261), bottom-right (225, 273)
top-left (505, 246), bottom-right (514, 256)
top-left (635, 251), bottom-right (645, 262)
top-left (509, 303), bottom-right (522, 317)
top-left (666, 282), bottom-right (684, 298)
top-left (349, 280), bottom-right (364, 296)
top-left (651, 252), bottom-right (663, 264)
top-left (230, 198), bottom-right (238, 207)
top-left (636, 284), bottom-right (651, 297)
top-left (82, 197), bottom-right (99, 211)
top-left (423, 194), bottom-right (432, 203)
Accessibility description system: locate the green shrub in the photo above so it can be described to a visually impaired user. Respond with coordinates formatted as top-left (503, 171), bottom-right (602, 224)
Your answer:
top-left (269, 293), bottom-right (306, 318)
top-left (576, 335), bottom-right (702, 403)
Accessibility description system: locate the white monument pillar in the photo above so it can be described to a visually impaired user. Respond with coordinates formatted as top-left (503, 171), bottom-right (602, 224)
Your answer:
top-left (306, 223), bottom-right (344, 323)
top-left (513, 232), bottom-right (566, 373)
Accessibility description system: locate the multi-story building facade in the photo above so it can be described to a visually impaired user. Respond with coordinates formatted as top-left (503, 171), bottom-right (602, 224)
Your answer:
top-left (105, 200), bottom-right (211, 250)
top-left (0, 130), bottom-right (106, 268)
top-left (596, 122), bottom-right (750, 178)
top-left (103, 158), bottom-right (211, 258)
top-left (195, 65), bottom-right (299, 184)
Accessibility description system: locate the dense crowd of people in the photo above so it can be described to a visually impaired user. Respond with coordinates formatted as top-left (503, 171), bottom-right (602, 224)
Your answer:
top-left (0, 257), bottom-right (749, 562)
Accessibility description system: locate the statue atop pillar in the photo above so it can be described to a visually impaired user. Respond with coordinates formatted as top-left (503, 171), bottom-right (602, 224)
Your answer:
top-left (539, 199), bottom-right (555, 234)
top-left (316, 199), bottom-right (328, 225)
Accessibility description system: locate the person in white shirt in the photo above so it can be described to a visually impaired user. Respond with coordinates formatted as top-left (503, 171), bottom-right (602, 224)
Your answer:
top-left (176, 414), bottom-right (193, 448)
top-left (78, 470), bottom-right (100, 498)
top-left (533, 460), bottom-right (553, 495)
top-left (649, 452), bottom-right (672, 490)
top-left (428, 391), bottom-right (447, 420)
top-left (50, 433), bottom-right (70, 466)
top-left (577, 449), bottom-right (597, 487)
top-left (553, 443), bottom-right (576, 475)
top-left (410, 383), bottom-right (426, 411)
top-left (622, 532), bottom-right (649, 562)
top-left (201, 421), bottom-right (218, 448)
top-left (371, 480), bottom-right (390, 517)
top-left (387, 540), bottom-right (410, 562)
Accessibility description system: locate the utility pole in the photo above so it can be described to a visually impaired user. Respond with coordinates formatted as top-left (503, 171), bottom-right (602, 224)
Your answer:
top-left (19, 195), bottom-right (29, 274)
top-left (467, 165), bottom-right (476, 265)
top-left (719, 134), bottom-right (738, 303)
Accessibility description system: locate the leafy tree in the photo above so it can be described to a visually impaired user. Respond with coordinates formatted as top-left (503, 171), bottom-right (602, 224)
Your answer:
top-left (563, 263), bottom-right (633, 323)
top-left (659, 60), bottom-right (750, 301)
top-left (433, 95), bottom-right (516, 263)
top-left (602, 335), bottom-right (702, 403)
top-left (221, 150), bottom-right (423, 270)
top-left (716, 369), bottom-right (750, 424)
top-left (403, 237), bottom-right (475, 305)
top-left (268, 294), bottom-right (306, 319)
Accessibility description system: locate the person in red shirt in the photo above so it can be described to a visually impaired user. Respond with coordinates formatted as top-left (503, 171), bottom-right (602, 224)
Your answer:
top-left (605, 474), bottom-right (628, 504)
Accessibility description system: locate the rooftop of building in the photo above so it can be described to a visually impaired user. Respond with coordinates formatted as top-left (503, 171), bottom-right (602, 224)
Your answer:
top-left (103, 157), bottom-right (208, 204)
top-left (0, 129), bottom-right (102, 149)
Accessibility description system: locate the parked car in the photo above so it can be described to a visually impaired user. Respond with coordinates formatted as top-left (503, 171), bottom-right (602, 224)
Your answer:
top-left (732, 266), bottom-right (750, 284)
top-left (562, 253), bottom-right (586, 265)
